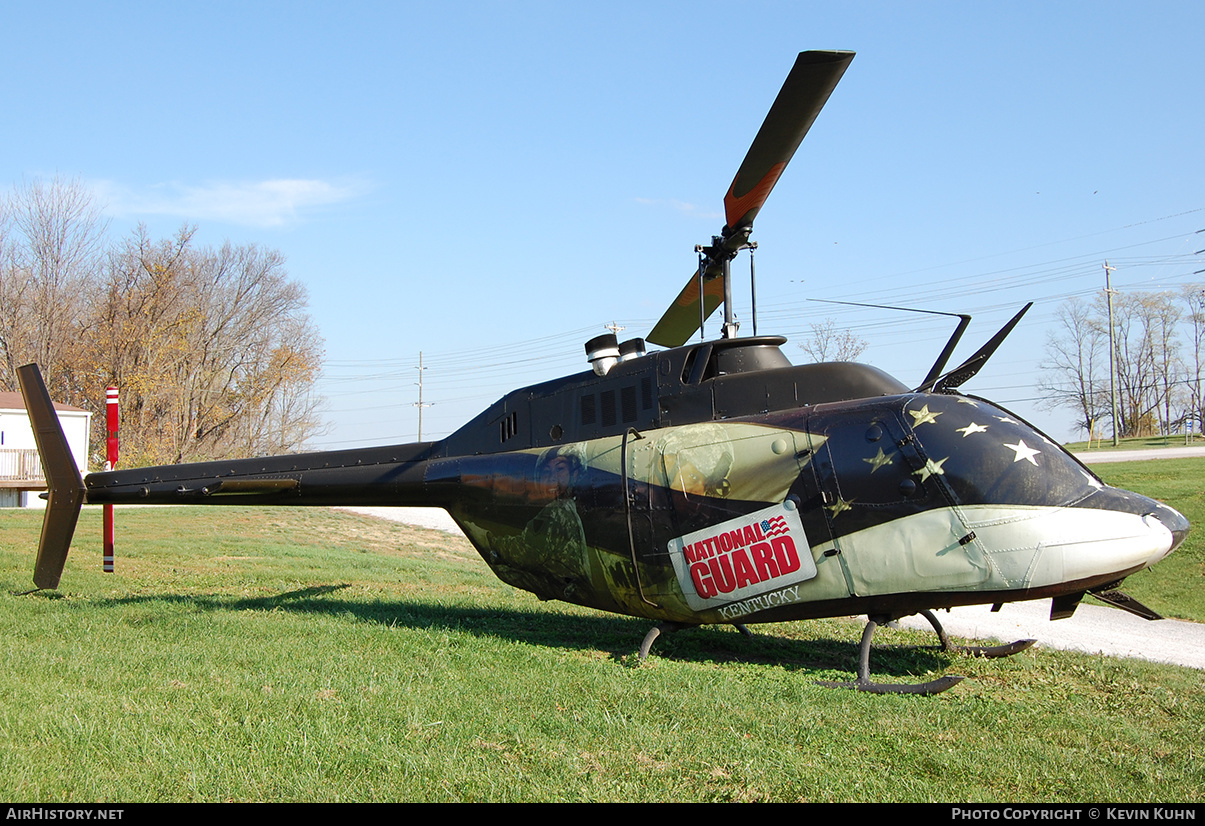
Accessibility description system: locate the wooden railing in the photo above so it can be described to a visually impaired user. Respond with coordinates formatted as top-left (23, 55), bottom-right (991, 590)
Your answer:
top-left (0, 448), bottom-right (44, 483)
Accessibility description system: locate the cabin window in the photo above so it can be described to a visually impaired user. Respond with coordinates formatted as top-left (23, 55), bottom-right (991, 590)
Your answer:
top-left (681, 345), bottom-right (718, 384)
top-left (680, 349), bottom-right (698, 383)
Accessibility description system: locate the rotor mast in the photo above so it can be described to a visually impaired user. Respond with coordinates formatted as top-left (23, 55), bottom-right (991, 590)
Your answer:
top-left (696, 225), bottom-right (754, 339)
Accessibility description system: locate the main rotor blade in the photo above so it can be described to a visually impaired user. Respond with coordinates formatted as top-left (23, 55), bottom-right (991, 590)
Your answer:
top-left (647, 266), bottom-right (725, 347)
top-left (649, 50), bottom-right (854, 348)
top-left (724, 50), bottom-right (854, 232)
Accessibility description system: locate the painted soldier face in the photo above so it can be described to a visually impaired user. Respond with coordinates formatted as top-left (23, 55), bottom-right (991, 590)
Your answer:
top-left (541, 455), bottom-right (575, 499)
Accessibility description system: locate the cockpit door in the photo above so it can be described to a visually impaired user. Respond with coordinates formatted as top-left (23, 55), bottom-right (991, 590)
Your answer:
top-left (805, 405), bottom-right (990, 596)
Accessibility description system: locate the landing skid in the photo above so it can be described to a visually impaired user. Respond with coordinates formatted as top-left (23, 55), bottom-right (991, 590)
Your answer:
top-left (817, 610), bottom-right (1037, 695)
top-left (637, 621), bottom-right (752, 661)
top-left (918, 609), bottom-right (1037, 660)
top-left (635, 610), bottom-right (1034, 695)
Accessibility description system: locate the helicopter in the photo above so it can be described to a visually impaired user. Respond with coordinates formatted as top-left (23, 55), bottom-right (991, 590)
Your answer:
top-left (18, 50), bottom-right (1189, 694)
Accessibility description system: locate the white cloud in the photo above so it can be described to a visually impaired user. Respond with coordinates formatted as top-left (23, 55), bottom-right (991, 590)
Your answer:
top-left (93, 177), bottom-right (368, 228)
top-left (633, 197), bottom-right (722, 221)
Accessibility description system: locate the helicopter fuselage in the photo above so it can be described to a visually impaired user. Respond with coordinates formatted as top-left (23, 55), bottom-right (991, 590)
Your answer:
top-left (77, 336), bottom-right (1188, 628)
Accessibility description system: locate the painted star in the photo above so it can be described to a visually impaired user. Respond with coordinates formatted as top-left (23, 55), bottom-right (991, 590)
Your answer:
top-left (909, 404), bottom-right (942, 427)
top-left (956, 398), bottom-right (980, 407)
top-left (956, 422), bottom-right (989, 437)
top-left (862, 447), bottom-right (894, 473)
top-left (994, 415), bottom-right (1019, 425)
top-left (1080, 470), bottom-right (1104, 490)
top-left (826, 497), bottom-right (854, 518)
top-left (1004, 439), bottom-right (1041, 465)
top-left (913, 456), bottom-right (949, 482)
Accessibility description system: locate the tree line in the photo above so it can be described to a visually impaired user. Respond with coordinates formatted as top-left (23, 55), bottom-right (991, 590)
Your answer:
top-left (0, 178), bottom-right (324, 467)
top-left (1040, 286), bottom-right (1205, 440)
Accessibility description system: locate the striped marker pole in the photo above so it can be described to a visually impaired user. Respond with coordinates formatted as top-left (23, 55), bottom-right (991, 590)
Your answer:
top-left (103, 386), bottom-right (118, 573)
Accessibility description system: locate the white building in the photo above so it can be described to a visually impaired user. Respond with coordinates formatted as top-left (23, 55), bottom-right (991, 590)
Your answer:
top-left (0, 391), bottom-right (92, 508)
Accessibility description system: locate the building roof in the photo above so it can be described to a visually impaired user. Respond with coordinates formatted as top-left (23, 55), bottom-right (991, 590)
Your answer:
top-left (0, 391), bottom-right (90, 414)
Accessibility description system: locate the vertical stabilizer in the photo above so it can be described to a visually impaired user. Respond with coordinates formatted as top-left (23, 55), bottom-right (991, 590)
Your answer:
top-left (16, 364), bottom-right (85, 590)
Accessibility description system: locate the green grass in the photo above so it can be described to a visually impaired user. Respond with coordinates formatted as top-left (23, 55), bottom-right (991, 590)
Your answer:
top-left (0, 500), bottom-right (1202, 802)
top-left (1093, 459), bottom-right (1205, 622)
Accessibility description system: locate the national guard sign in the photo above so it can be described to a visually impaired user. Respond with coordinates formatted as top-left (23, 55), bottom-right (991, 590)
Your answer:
top-left (668, 500), bottom-right (817, 612)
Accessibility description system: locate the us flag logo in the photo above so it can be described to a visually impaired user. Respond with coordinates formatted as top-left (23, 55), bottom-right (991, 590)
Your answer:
top-left (761, 516), bottom-right (789, 538)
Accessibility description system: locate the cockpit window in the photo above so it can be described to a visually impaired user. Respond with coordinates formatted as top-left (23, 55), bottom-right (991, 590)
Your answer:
top-left (901, 395), bottom-right (1100, 509)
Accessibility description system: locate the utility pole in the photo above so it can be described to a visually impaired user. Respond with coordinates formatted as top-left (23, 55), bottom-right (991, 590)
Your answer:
top-left (413, 351), bottom-right (431, 441)
top-left (1104, 261), bottom-right (1120, 447)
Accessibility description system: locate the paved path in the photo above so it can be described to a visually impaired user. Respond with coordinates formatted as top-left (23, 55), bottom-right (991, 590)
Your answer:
top-left (342, 506), bottom-right (463, 534)
top-left (897, 600), bottom-right (1205, 670)
top-left (1073, 445), bottom-right (1205, 463)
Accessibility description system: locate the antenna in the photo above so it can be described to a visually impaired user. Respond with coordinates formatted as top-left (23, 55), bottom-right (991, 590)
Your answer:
top-left (807, 299), bottom-right (971, 389)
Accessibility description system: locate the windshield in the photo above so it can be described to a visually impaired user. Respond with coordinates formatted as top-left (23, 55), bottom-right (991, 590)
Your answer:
top-left (900, 394), bottom-right (1101, 510)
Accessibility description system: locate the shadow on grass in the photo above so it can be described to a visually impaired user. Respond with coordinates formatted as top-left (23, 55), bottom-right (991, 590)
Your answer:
top-left (72, 584), bottom-right (957, 683)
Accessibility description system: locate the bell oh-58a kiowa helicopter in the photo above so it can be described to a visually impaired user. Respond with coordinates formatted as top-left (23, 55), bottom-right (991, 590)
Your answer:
top-left (19, 50), bottom-right (1189, 694)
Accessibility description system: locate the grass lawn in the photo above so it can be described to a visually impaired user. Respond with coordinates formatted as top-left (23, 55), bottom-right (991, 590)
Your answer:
top-left (1092, 459), bottom-right (1205, 622)
top-left (0, 463), bottom-right (1201, 802)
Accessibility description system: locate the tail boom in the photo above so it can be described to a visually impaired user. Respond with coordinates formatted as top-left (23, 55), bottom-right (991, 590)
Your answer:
top-left (82, 441), bottom-right (447, 508)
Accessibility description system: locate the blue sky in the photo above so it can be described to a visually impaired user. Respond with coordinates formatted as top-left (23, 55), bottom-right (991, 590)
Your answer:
top-left (4, 1), bottom-right (1203, 446)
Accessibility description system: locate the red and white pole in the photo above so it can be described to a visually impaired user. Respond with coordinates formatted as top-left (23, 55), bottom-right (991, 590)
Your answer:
top-left (103, 386), bottom-right (118, 573)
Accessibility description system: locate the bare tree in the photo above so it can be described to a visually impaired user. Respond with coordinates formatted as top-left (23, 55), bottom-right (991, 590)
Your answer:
top-left (1148, 292), bottom-right (1183, 434)
top-left (1111, 291), bottom-right (1184, 437)
top-left (1041, 290), bottom-right (1193, 439)
top-left (1038, 297), bottom-right (1110, 438)
top-left (1181, 285), bottom-right (1205, 436)
top-left (800, 318), bottom-right (868, 362)
top-left (0, 177), bottom-right (107, 401)
top-left (0, 177), bottom-right (326, 467)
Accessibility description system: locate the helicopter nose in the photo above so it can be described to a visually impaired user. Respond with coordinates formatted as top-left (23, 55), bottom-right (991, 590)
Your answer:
top-left (1077, 486), bottom-right (1188, 567)
top-left (1149, 500), bottom-right (1190, 555)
